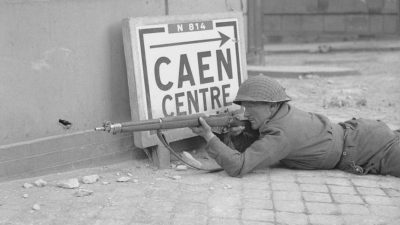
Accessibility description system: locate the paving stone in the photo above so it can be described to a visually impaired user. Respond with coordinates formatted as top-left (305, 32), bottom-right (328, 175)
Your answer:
top-left (368, 205), bottom-right (400, 218)
top-left (384, 188), bottom-right (400, 197)
top-left (243, 189), bottom-right (271, 199)
top-left (242, 182), bottom-right (270, 190)
top-left (325, 177), bottom-right (352, 186)
top-left (2, 160), bottom-right (399, 225)
top-left (363, 195), bottom-right (396, 205)
top-left (305, 202), bottom-right (339, 215)
top-left (392, 197), bottom-right (400, 207)
top-left (309, 214), bottom-right (344, 225)
top-left (332, 194), bottom-right (364, 204)
top-left (276, 212), bottom-right (308, 225)
top-left (323, 170), bottom-right (350, 178)
top-left (343, 215), bottom-right (389, 225)
top-left (243, 198), bottom-right (273, 210)
top-left (208, 217), bottom-right (241, 225)
top-left (378, 179), bottom-right (400, 189)
top-left (180, 191), bottom-right (209, 203)
top-left (300, 184), bottom-right (329, 193)
top-left (241, 209), bottom-right (274, 222)
top-left (297, 176), bottom-right (325, 184)
top-left (273, 191), bottom-right (302, 201)
top-left (302, 192), bottom-right (332, 203)
top-left (209, 207), bottom-right (241, 219)
top-left (209, 195), bottom-right (241, 208)
top-left (242, 220), bottom-right (274, 225)
top-left (92, 218), bottom-right (132, 225)
top-left (351, 178), bottom-right (380, 187)
top-left (173, 215), bottom-right (207, 225)
top-left (274, 200), bottom-right (305, 213)
top-left (173, 201), bottom-right (207, 218)
top-left (356, 187), bottom-right (386, 196)
top-left (338, 203), bottom-right (370, 215)
top-left (270, 174), bottom-right (296, 182)
top-left (271, 182), bottom-right (300, 191)
top-left (328, 185), bottom-right (357, 194)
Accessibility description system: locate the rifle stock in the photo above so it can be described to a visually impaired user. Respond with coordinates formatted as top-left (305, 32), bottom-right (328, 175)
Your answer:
top-left (95, 113), bottom-right (249, 134)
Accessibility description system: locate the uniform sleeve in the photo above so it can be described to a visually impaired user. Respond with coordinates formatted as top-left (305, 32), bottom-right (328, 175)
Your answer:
top-left (206, 127), bottom-right (291, 177)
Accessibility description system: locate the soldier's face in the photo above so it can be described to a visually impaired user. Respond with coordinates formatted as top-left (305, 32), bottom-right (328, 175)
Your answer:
top-left (242, 102), bottom-right (274, 129)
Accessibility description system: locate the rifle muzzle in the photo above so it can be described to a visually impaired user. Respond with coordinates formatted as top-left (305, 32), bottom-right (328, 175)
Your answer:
top-left (94, 121), bottom-right (122, 134)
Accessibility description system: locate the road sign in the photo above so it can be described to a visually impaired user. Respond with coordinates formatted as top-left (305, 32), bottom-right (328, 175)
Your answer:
top-left (123, 12), bottom-right (247, 148)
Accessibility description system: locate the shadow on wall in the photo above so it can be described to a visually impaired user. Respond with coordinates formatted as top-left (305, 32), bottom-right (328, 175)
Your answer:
top-left (106, 21), bottom-right (131, 122)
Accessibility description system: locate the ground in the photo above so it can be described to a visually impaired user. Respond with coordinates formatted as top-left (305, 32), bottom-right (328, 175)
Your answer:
top-left (1, 50), bottom-right (400, 225)
top-left (266, 50), bottom-right (400, 129)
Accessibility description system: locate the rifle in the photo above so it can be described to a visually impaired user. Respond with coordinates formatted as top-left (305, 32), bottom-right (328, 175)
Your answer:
top-left (95, 112), bottom-right (249, 171)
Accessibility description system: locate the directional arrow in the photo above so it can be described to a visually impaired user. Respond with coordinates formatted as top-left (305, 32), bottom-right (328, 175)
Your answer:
top-left (150, 31), bottom-right (230, 49)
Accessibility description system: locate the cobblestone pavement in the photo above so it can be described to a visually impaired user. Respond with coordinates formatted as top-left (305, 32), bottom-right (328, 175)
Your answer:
top-left (1, 159), bottom-right (399, 225)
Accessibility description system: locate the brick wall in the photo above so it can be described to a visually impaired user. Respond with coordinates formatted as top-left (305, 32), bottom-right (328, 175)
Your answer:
top-left (261, 0), bottom-right (399, 43)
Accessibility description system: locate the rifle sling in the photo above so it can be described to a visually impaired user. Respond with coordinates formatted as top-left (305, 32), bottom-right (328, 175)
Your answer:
top-left (156, 130), bottom-right (223, 173)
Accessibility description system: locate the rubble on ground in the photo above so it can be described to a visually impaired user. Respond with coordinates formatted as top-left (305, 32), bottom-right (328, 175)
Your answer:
top-left (32, 204), bottom-right (40, 211)
top-left (57, 178), bottom-right (80, 189)
top-left (116, 176), bottom-right (131, 182)
top-left (81, 174), bottom-right (99, 184)
top-left (175, 165), bottom-right (188, 171)
top-left (23, 183), bottom-right (33, 189)
top-left (33, 179), bottom-right (47, 187)
top-left (74, 189), bottom-right (93, 197)
top-left (323, 96), bottom-right (367, 108)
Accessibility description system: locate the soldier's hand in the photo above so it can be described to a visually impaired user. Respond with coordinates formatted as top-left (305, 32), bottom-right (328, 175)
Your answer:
top-left (228, 108), bottom-right (245, 136)
top-left (228, 126), bottom-right (245, 136)
top-left (190, 117), bottom-right (215, 142)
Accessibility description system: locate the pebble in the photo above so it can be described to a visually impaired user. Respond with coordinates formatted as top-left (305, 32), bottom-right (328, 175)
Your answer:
top-left (74, 189), bottom-right (94, 197)
top-left (102, 181), bottom-right (110, 185)
top-left (117, 177), bottom-right (131, 182)
top-left (127, 173), bottom-right (133, 177)
top-left (223, 184), bottom-right (232, 189)
top-left (32, 204), bottom-right (40, 211)
top-left (81, 174), bottom-right (100, 184)
top-left (57, 178), bottom-right (80, 189)
top-left (23, 183), bottom-right (33, 189)
top-left (33, 179), bottom-right (47, 187)
top-left (23, 194), bottom-right (29, 198)
top-left (171, 175), bottom-right (182, 180)
top-left (175, 165), bottom-right (188, 171)
top-left (132, 179), bottom-right (139, 183)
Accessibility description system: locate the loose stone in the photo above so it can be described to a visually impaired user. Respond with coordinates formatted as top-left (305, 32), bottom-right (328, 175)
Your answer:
top-left (33, 179), bottom-right (47, 187)
top-left (57, 178), bottom-right (80, 189)
top-left (81, 174), bottom-right (100, 184)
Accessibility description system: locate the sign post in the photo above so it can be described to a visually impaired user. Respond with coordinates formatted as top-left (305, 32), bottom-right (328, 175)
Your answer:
top-left (122, 12), bottom-right (247, 167)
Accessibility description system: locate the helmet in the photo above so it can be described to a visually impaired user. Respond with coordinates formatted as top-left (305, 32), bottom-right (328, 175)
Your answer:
top-left (233, 75), bottom-right (291, 105)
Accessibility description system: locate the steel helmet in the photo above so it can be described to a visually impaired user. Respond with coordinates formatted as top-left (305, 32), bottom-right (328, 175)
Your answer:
top-left (233, 75), bottom-right (291, 105)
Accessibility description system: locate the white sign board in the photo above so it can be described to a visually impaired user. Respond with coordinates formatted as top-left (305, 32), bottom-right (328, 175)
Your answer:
top-left (123, 12), bottom-right (247, 148)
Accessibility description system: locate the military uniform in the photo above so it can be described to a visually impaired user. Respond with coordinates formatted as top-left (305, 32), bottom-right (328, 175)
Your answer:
top-left (207, 102), bottom-right (400, 177)
top-left (200, 75), bottom-right (400, 177)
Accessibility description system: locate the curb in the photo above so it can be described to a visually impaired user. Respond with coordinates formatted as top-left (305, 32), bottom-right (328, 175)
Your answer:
top-left (263, 40), bottom-right (400, 54)
top-left (247, 65), bottom-right (361, 78)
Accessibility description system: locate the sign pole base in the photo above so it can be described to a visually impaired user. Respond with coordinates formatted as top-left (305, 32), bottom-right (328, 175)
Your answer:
top-left (151, 144), bottom-right (171, 169)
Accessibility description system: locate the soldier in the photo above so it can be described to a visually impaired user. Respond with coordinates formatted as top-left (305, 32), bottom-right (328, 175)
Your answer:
top-left (191, 75), bottom-right (400, 177)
